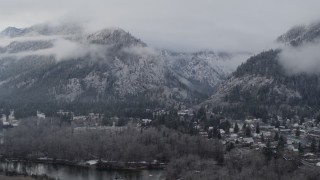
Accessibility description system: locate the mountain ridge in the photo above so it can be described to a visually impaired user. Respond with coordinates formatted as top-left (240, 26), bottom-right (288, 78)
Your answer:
top-left (0, 23), bottom-right (249, 116)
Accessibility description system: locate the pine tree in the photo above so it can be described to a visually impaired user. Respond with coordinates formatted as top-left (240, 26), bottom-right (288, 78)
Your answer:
top-left (217, 131), bottom-right (222, 139)
top-left (224, 120), bottom-right (231, 134)
top-left (208, 130), bottom-right (213, 139)
top-left (316, 115), bottom-right (320, 124)
top-left (264, 140), bottom-right (273, 162)
top-left (256, 123), bottom-right (260, 134)
top-left (212, 126), bottom-right (218, 138)
top-left (277, 135), bottom-right (285, 157)
top-left (311, 138), bottom-right (317, 152)
top-left (274, 132), bottom-right (279, 141)
top-left (275, 120), bottom-right (280, 128)
top-left (298, 142), bottom-right (304, 154)
top-left (299, 118), bottom-right (305, 125)
top-left (197, 106), bottom-right (206, 119)
top-left (245, 126), bottom-right (251, 137)
top-left (261, 133), bottom-right (265, 143)
top-left (295, 127), bottom-right (300, 137)
top-left (234, 123), bottom-right (239, 133)
top-left (242, 123), bottom-right (247, 131)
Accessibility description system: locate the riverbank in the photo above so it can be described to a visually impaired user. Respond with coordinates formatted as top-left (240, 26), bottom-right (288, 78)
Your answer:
top-left (1, 157), bottom-right (167, 171)
top-left (0, 172), bottom-right (56, 180)
top-left (0, 160), bottom-right (164, 180)
top-left (0, 175), bottom-right (33, 180)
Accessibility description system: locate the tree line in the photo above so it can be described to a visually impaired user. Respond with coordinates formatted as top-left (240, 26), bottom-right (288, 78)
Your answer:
top-left (1, 117), bottom-right (224, 163)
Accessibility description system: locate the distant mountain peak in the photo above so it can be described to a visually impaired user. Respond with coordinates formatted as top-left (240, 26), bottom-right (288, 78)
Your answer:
top-left (0, 27), bottom-right (23, 37)
top-left (277, 21), bottom-right (320, 46)
top-left (0, 23), bottom-right (83, 38)
top-left (87, 28), bottom-right (146, 47)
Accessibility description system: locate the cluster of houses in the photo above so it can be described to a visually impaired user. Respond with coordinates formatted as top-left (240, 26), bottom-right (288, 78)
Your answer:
top-left (195, 113), bottom-right (320, 167)
top-left (56, 110), bottom-right (148, 128)
top-left (1, 110), bottom-right (19, 127)
top-left (56, 110), bottom-right (107, 127)
top-left (73, 113), bottom-right (104, 127)
top-left (149, 108), bottom-right (170, 117)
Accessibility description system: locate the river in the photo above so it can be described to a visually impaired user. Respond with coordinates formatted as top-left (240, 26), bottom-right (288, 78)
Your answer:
top-left (0, 160), bottom-right (164, 180)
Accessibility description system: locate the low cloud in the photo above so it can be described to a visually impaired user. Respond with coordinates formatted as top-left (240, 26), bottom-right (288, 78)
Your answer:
top-left (47, 39), bottom-right (86, 60)
top-left (0, 36), bottom-right (107, 61)
top-left (2, 0), bottom-right (320, 54)
top-left (0, 35), bottom-right (67, 47)
top-left (224, 53), bottom-right (252, 71)
top-left (278, 42), bottom-right (320, 75)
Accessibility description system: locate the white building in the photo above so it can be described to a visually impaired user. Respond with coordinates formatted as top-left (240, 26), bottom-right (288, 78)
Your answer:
top-left (1, 114), bottom-right (6, 123)
top-left (37, 111), bottom-right (46, 119)
top-left (8, 110), bottom-right (15, 122)
top-left (142, 119), bottom-right (152, 124)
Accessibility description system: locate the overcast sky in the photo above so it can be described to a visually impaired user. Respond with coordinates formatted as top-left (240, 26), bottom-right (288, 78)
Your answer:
top-left (1, 0), bottom-right (320, 53)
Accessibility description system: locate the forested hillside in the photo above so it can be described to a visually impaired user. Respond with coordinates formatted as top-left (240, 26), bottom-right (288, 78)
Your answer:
top-left (204, 22), bottom-right (320, 118)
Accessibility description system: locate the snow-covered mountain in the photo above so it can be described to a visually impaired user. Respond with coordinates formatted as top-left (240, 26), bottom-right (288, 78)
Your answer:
top-left (0, 27), bottom-right (23, 37)
top-left (0, 23), bottom-right (249, 114)
top-left (162, 50), bottom-right (239, 95)
top-left (87, 28), bottom-right (146, 48)
top-left (277, 22), bottom-right (320, 46)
